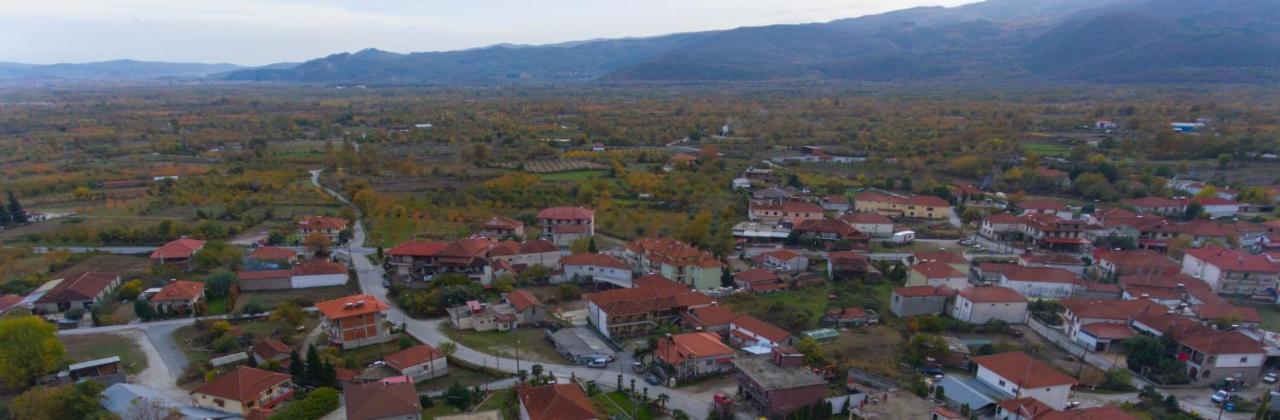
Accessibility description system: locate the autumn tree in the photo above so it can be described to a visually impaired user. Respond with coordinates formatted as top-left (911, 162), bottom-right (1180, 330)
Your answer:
top-left (304, 232), bottom-right (333, 255)
top-left (270, 302), bottom-right (307, 331)
top-left (0, 316), bottom-right (66, 386)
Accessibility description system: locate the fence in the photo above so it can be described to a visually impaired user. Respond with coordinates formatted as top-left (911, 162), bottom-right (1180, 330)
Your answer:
top-left (828, 393), bottom-right (868, 415)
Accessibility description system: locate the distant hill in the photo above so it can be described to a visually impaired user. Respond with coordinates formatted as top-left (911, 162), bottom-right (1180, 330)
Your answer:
top-left (0, 60), bottom-right (244, 81)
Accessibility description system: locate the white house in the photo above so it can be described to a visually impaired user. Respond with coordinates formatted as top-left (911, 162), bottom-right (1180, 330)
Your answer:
top-left (839, 213), bottom-right (894, 238)
top-left (753, 249), bottom-right (808, 272)
top-left (995, 266), bottom-right (1083, 300)
top-left (907, 262), bottom-right (969, 290)
top-left (728, 314), bottom-right (793, 348)
top-left (384, 344), bottom-right (448, 383)
top-left (972, 352), bottom-right (1076, 410)
top-left (289, 260), bottom-right (349, 289)
top-left (950, 287), bottom-right (1027, 324)
top-left (1059, 298), bottom-right (1161, 350)
top-left (1197, 197), bottom-right (1241, 219)
top-left (555, 253), bottom-right (633, 288)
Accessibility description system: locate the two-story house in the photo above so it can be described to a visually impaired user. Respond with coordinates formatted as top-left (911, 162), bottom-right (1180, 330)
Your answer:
top-left (477, 215), bottom-right (525, 239)
top-left (991, 264), bottom-right (1084, 300)
top-left (972, 352), bottom-right (1077, 410)
top-left (585, 274), bottom-right (714, 339)
top-left (316, 294), bottom-right (392, 350)
top-left (950, 286), bottom-right (1028, 324)
top-left (538, 207), bottom-right (594, 247)
top-left (728, 314), bottom-right (793, 348)
top-left (1059, 298), bottom-right (1161, 351)
top-left (1094, 249), bottom-right (1181, 280)
top-left (1181, 246), bottom-right (1280, 296)
top-left (296, 215), bottom-right (349, 243)
top-left (853, 192), bottom-right (951, 219)
top-left (907, 261), bottom-right (969, 290)
top-left (190, 367), bottom-right (293, 416)
top-left (621, 237), bottom-right (722, 291)
top-left (748, 200), bottom-right (825, 224)
top-left (753, 249), bottom-right (808, 272)
top-left (555, 253), bottom-right (633, 288)
top-left (655, 332), bottom-right (737, 381)
top-left (733, 348), bottom-right (827, 418)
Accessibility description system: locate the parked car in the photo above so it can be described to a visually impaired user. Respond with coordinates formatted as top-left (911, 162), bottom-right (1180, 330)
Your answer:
top-left (1264, 372), bottom-right (1277, 384)
top-left (631, 362), bottom-right (645, 373)
top-left (1212, 390), bottom-right (1238, 405)
top-left (921, 367), bottom-right (944, 376)
top-left (587, 358), bottom-right (608, 369)
top-left (644, 373), bottom-right (661, 385)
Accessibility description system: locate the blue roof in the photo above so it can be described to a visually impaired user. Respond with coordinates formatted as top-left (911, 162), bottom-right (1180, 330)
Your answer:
top-left (936, 376), bottom-right (1008, 410)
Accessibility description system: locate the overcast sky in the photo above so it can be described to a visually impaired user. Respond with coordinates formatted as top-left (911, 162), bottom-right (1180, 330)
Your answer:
top-left (1, 0), bottom-right (975, 66)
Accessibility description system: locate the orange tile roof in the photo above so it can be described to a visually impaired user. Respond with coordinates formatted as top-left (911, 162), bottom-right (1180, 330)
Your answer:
top-left (998, 265), bottom-right (1083, 285)
top-left (997, 397), bottom-right (1055, 419)
top-left (912, 261), bottom-right (964, 279)
top-left (237, 270), bottom-right (292, 281)
top-left (0, 294), bottom-right (21, 311)
top-left (1036, 407), bottom-right (1137, 420)
top-left (191, 366), bottom-right (291, 403)
top-left (1172, 326), bottom-right (1264, 355)
top-left (1081, 323), bottom-right (1136, 340)
top-left (559, 253), bottom-right (628, 270)
top-left (37, 271), bottom-right (119, 304)
top-left (537, 207), bottom-right (595, 220)
top-left (840, 213), bottom-right (893, 225)
top-left (1196, 304), bottom-right (1262, 324)
top-left (760, 249), bottom-right (801, 261)
top-left (734, 268), bottom-right (780, 284)
top-left (1185, 246), bottom-right (1280, 273)
top-left (682, 305), bottom-right (739, 328)
top-left (315, 294), bottom-right (389, 319)
top-left (957, 286), bottom-right (1026, 303)
top-left (344, 381), bottom-right (421, 420)
top-left (914, 252), bottom-right (967, 266)
top-left (150, 238), bottom-right (205, 260)
top-left (481, 215), bottom-right (524, 230)
top-left (252, 338), bottom-right (291, 360)
top-left (1061, 298), bottom-right (1161, 321)
top-left (506, 289), bottom-right (542, 312)
top-left (731, 314), bottom-right (791, 343)
top-left (150, 280), bottom-right (204, 302)
top-left (656, 332), bottom-right (735, 365)
top-left (1097, 250), bottom-right (1180, 273)
top-left (586, 275), bottom-right (713, 317)
top-left (384, 345), bottom-right (443, 371)
top-left (517, 384), bottom-right (598, 420)
top-left (249, 246), bottom-right (297, 260)
top-left (972, 352), bottom-right (1076, 389)
top-left (386, 240), bottom-right (448, 257)
top-left (292, 260), bottom-right (347, 276)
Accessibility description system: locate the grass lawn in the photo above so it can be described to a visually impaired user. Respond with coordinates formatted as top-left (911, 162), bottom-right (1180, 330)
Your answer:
top-left (1231, 299), bottom-right (1280, 330)
top-left (61, 333), bottom-right (148, 374)
top-left (1022, 142), bottom-right (1070, 157)
top-left (417, 361), bottom-right (511, 394)
top-left (421, 404), bottom-right (463, 418)
top-left (472, 388), bottom-right (515, 413)
top-left (173, 316), bottom-right (320, 367)
top-left (725, 284), bottom-right (832, 330)
top-left (325, 337), bottom-right (407, 370)
top-left (538, 170), bottom-right (608, 181)
top-left (234, 281), bottom-right (360, 311)
top-left (438, 324), bottom-right (563, 363)
top-left (205, 296), bottom-right (228, 315)
top-left (591, 391), bottom-right (656, 420)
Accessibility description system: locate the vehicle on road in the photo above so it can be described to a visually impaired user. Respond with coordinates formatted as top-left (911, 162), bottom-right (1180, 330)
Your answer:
top-left (1212, 389), bottom-right (1238, 405)
top-left (644, 373), bottom-right (661, 385)
top-left (632, 362), bottom-right (645, 373)
top-left (587, 358), bottom-right (609, 368)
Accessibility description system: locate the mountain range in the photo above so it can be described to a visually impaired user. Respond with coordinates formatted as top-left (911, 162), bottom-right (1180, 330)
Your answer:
top-left (5, 0), bottom-right (1278, 84)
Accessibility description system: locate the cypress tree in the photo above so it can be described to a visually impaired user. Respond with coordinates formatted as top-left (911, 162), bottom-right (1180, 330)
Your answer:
top-left (305, 344), bottom-right (323, 386)
top-left (289, 350), bottom-right (305, 380)
top-left (7, 192), bottom-right (24, 224)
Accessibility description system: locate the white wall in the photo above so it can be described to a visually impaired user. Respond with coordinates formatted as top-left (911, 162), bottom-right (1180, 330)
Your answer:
top-left (952, 297), bottom-right (1027, 324)
top-left (976, 366), bottom-right (1071, 410)
top-left (999, 278), bottom-right (1078, 299)
top-left (290, 273), bottom-right (347, 289)
top-left (1181, 254), bottom-right (1224, 292)
top-left (559, 264), bottom-right (633, 288)
top-left (1214, 353), bottom-right (1265, 369)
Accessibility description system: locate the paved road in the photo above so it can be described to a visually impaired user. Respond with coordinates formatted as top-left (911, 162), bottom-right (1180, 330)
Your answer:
top-left (314, 168), bottom-right (717, 418)
top-left (34, 246), bottom-right (157, 254)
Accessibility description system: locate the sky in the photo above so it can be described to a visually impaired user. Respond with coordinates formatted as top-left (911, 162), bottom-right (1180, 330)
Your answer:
top-left (0, 0), bottom-right (975, 66)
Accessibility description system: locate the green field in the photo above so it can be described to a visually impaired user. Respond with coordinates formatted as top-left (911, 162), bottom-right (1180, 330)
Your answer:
top-left (591, 391), bottom-right (657, 420)
top-left (438, 324), bottom-right (563, 363)
top-left (1022, 142), bottom-right (1070, 157)
top-left (538, 170), bottom-right (608, 181)
top-left (62, 333), bottom-right (148, 375)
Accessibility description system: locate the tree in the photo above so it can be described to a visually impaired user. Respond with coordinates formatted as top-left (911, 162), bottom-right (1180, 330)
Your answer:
top-left (270, 302), bottom-right (307, 330)
top-left (439, 341), bottom-right (458, 357)
top-left (1217, 153), bottom-right (1232, 168)
top-left (64, 307), bottom-right (85, 321)
top-left (1183, 201), bottom-right (1204, 221)
top-left (530, 364), bottom-right (544, 384)
top-left (444, 381), bottom-right (473, 410)
top-left (289, 350), bottom-right (305, 379)
top-left (0, 316), bottom-right (66, 386)
top-left (268, 387), bottom-right (339, 420)
top-left (587, 237), bottom-right (598, 253)
top-left (8, 191), bottom-right (26, 224)
top-left (793, 336), bottom-right (826, 365)
top-left (11, 379), bottom-right (108, 419)
top-left (134, 299), bottom-right (156, 321)
top-left (1122, 335), bottom-right (1166, 373)
top-left (557, 283), bottom-right (581, 301)
top-left (204, 270), bottom-right (236, 300)
top-left (304, 232), bottom-right (333, 256)
top-left (118, 279), bottom-right (144, 300)
top-left (306, 344), bottom-right (323, 386)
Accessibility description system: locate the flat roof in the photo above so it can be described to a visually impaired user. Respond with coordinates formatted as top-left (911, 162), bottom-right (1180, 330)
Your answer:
top-left (550, 327), bottom-right (616, 358)
top-left (68, 356), bottom-right (121, 371)
top-left (733, 356), bottom-right (826, 391)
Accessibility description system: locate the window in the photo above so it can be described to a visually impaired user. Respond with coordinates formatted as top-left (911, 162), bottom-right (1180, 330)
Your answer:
top-left (215, 399), bottom-right (225, 407)
top-left (998, 379), bottom-right (1006, 386)
top-left (1241, 357), bottom-right (1249, 363)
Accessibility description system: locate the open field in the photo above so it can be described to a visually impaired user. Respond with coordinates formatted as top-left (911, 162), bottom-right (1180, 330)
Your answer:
top-left (539, 170), bottom-right (608, 181)
top-left (492, 159), bottom-right (607, 173)
top-left (54, 254), bottom-right (152, 278)
top-left (234, 281), bottom-right (361, 311)
top-left (417, 361), bottom-right (512, 393)
top-left (1021, 142), bottom-right (1070, 157)
top-left (62, 333), bottom-right (148, 375)
top-left (438, 323), bottom-right (563, 364)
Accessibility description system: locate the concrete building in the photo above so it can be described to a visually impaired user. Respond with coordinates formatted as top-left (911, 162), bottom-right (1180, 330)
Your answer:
top-left (33, 271), bottom-right (121, 313)
top-left (478, 215), bottom-right (525, 239)
top-left (1181, 246), bottom-right (1280, 296)
top-left (296, 215), bottom-right (349, 243)
top-left (753, 249), bottom-right (808, 272)
top-left (316, 294), bottom-right (392, 350)
top-left (549, 327), bottom-right (616, 365)
top-left (585, 274), bottom-right (714, 339)
top-left (1059, 298), bottom-right (1161, 351)
top-left (840, 213), bottom-right (894, 238)
top-left (908, 261), bottom-right (969, 290)
top-left (655, 332), bottom-right (736, 381)
top-left (890, 286), bottom-right (953, 317)
top-left (991, 265), bottom-right (1084, 300)
top-left (951, 287), bottom-right (1028, 324)
top-left (555, 253), bottom-right (633, 288)
top-left (621, 237), bottom-right (722, 291)
top-left (733, 348), bottom-right (827, 418)
top-left (853, 192), bottom-right (951, 219)
top-left (537, 207), bottom-right (595, 247)
top-left (290, 260), bottom-right (349, 289)
top-left (972, 352), bottom-right (1076, 410)
top-left (384, 344), bottom-right (448, 383)
top-left (729, 314), bottom-right (793, 348)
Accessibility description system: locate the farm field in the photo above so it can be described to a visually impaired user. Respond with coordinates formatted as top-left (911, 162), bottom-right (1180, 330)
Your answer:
top-left (61, 333), bottom-right (148, 375)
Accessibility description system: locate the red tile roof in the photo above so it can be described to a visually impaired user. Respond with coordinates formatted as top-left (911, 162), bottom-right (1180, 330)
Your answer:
top-left (1184, 246), bottom-right (1280, 273)
top-left (252, 338), bottom-right (291, 361)
top-left (1173, 326), bottom-right (1264, 356)
top-left (893, 286), bottom-right (955, 298)
top-left (1019, 199), bottom-right (1066, 211)
top-left (759, 249), bottom-right (802, 261)
top-left (150, 238), bottom-right (205, 260)
top-left (237, 270), bottom-right (292, 281)
top-left (344, 381), bottom-right (421, 420)
top-left (150, 280), bottom-right (204, 302)
top-left (559, 253), bottom-right (628, 270)
top-left (315, 294), bottom-right (389, 319)
top-left (386, 240), bottom-right (448, 257)
top-left (1081, 323), bottom-right (1136, 340)
top-left (840, 213), bottom-right (893, 225)
top-left (1097, 250), bottom-right (1180, 274)
top-left (914, 252), bottom-right (967, 266)
top-left (191, 366), bottom-right (291, 403)
top-left (1061, 298), bottom-right (1161, 321)
top-left (537, 207), bottom-right (595, 220)
top-left (1035, 407), bottom-right (1137, 420)
top-left (292, 260), bottom-right (347, 276)
top-left (912, 261), bottom-right (964, 279)
top-left (506, 289), bottom-right (542, 312)
top-left (682, 305), bottom-right (739, 328)
top-left (384, 345), bottom-right (443, 371)
top-left (298, 215), bottom-right (349, 230)
top-left (516, 384), bottom-right (598, 420)
top-left (957, 287), bottom-right (1026, 303)
top-left (997, 397), bottom-right (1055, 419)
top-left (972, 352), bottom-right (1076, 389)
top-left (585, 275), bottom-right (713, 317)
top-left (998, 266), bottom-right (1083, 285)
top-left (0, 294), bottom-right (22, 312)
top-left (731, 314), bottom-right (791, 343)
top-left (734, 268), bottom-right (780, 284)
top-left (984, 213), bottom-right (1020, 224)
top-left (1195, 304), bottom-right (1262, 324)
top-left (519, 239), bottom-right (560, 254)
top-left (656, 332), bottom-right (735, 365)
top-left (481, 215), bottom-right (524, 230)
top-left (37, 271), bottom-right (119, 304)
top-left (249, 246), bottom-right (297, 260)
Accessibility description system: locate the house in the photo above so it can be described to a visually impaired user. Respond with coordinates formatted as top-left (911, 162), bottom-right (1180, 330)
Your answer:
top-left (549, 327), bottom-right (616, 365)
top-left (732, 178), bottom-right (752, 190)
top-left (1119, 273), bottom-right (1216, 307)
top-left (1017, 254), bottom-right (1086, 277)
top-left (236, 269), bottom-right (294, 291)
top-left (585, 274), bottom-right (714, 338)
top-left (734, 268), bottom-right (784, 293)
top-left (908, 261), bottom-right (969, 290)
top-left (1016, 214), bottom-right (1089, 252)
top-left (251, 338), bottom-right (292, 366)
top-left (912, 251), bottom-right (969, 274)
top-left (296, 215), bottom-right (349, 243)
top-left (1195, 197), bottom-right (1241, 219)
top-left (822, 307), bottom-right (878, 327)
top-left (933, 407), bottom-right (968, 420)
top-left (1094, 249), bottom-right (1180, 279)
top-left (827, 251), bottom-right (875, 282)
top-left (729, 314), bottom-right (793, 348)
top-left (670, 152), bottom-right (699, 166)
top-left (1059, 299), bottom-right (1161, 351)
top-left (1124, 197), bottom-right (1187, 216)
top-left (733, 348), bottom-right (827, 418)
top-left (621, 237), bottom-right (722, 291)
top-left (505, 290), bottom-right (546, 325)
top-left (537, 207), bottom-right (594, 247)
top-left (344, 381), bottom-right (422, 420)
top-left (190, 367), bottom-right (293, 416)
top-left (1194, 303), bottom-right (1262, 328)
top-left (486, 239), bottom-right (564, 270)
top-left (890, 286), bottom-right (953, 317)
top-left (792, 218), bottom-right (870, 248)
top-left (478, 216), bottom-right (525, 239)
top-left (315, 294), bottom-right (392, 350)
top-left (751, 187), bottom-right (794, 204)
top-left (1095, 119), bottom-right (1118, 130)
top-left (951, 287), bottom-right (1028, 324)
top-left (821, 195), bottom-right (851, 213)
top-left (1169, 324), bottom-right (1265, 386)
top-left (291, 260), bottom-right (349, 289)
top-left (148, 280), bottom-right (204, 316)
top-left (386, 238), bottom-right (496, 286)
top-left (839, 213), bottom-right (894, 238)
top-left (971, 352), bottom-right (1077, 410)
top-left (753, 249), bottom-right (808, 272)
top-left (980, 214), bottom-right (1021, 241)
top-left (384, 344), bottom-right (448, 382)
top-left (248, 246), bottom-right (297, 263)
top-left (516, 383), bottom-right (598, 420)
top-left (680, 305), bottom-right (739, 332)
top-left (66, 356), bottom-right (126, 386)
top-left (853, 192), bottom-right (952, 219)
top-left (748, 201), bottom-right (825, 224)
top-left (449, 300), bottom-right (521, 332)
top-left (1017, 199), bottom-right (1068, 217)
top-left (655, 332), bottom-right (736, 381)
top-left (992, 265), bottom-right (1084, 300)
top-left (555, 253), bottom-right (633, 288)
top-left (150, 238), bottom-right (205, 266)
top-left (34, 271), bottom-right (121, 313)
top-left (1181, 246), bottom-right (1280, 296)
top-left (994, 397), bottom-right (1055, 420)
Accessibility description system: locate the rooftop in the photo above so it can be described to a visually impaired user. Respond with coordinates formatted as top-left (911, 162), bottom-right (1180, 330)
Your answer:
top-left (344, 381), bottom-right (421, 420)
top-left (516, 384), bottom-right (598, 420)
top-left (315, 294), bottom-right (389, 319)
top-left (733, 356), bottom-right (826, 391)
top-left (191, 366), bottom-right (291, 402)
top-left (972, 352), bottom-right (1076, 389)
